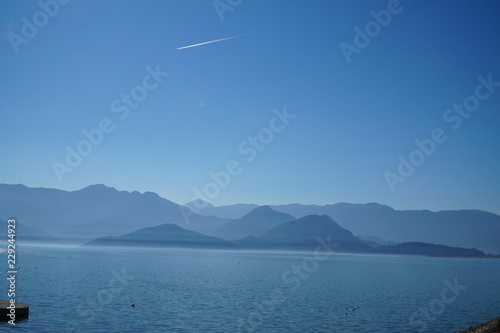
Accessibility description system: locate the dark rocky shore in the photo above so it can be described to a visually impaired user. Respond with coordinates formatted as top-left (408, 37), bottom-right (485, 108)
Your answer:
top-left (459, 317), bottom-right (500, 333)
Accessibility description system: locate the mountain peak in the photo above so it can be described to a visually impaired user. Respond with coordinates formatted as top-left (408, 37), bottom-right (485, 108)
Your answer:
top-left (247, 205), bottom-right (274, 214)
top-left (85, 223), bottom-right (235, 249)
top-left (257, 214), bottom-right (361, 250)
top-left (142, 191), bottom-right (160, 199)
top-left (296, 214), bottom-right (337, 225)
top-left (213, 205), bottom-right (296, 240)
top-left (185, 199), bottom-right (215, 210)
top-left (79, 184), bottom-right (117, 192)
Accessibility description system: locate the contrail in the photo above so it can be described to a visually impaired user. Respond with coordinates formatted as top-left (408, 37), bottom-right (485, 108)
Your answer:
top-left (177, 34), bottom-right (246, 50)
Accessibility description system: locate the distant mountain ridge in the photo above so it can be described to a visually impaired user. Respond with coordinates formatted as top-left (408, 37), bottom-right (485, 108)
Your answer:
top-left (184, 200), bottom-right (258, 219)
top-left (378, 242), bottom-right (486, 257)
top-left (212, 205), bottom-right (296, 240)
top-left (0, 183), bottom-right (228, 244)
top-left (252, 214), bottom-right (373, 252)
top-left (1, 183), bottom-right (499, 255)
top-left (0, 218), bottom-right (58, 243)
top-left (85, 223), bottom-right (235, 249)
top-left (190, 201), bottom-right (500, 255)
top-left (269, 204), bottom-right (500, 255)
top-left (83, 213), bottom-right (489, 258)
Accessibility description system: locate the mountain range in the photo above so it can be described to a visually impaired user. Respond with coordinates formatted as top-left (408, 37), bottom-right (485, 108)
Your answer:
top-left (188, 201), bottom-right (500, 255)
top-left (83, 214), bottom-right (489, 258)
top-left (0, 218), bottom-right (57, 244)
top-left (85, 223), bottom-right (235, 249)
top-left (1, 183), bottom-right (499, 255)
top-left (212, 205), bottom-right (295, 240)
top-left (239, 214), bottom-right (373, 252)
top-left (0, 183), bottom-right (228, 244)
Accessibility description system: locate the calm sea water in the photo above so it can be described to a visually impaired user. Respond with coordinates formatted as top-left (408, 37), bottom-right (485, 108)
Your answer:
top-left (1, 246), bottom-right (499, 333)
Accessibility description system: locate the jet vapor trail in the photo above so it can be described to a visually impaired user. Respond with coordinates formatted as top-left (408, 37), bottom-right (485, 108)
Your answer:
top-left (177, 34), bottom-right (246, 50)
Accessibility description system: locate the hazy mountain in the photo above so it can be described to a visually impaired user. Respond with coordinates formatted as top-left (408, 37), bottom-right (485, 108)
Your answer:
top-left (313, 205), bottom-right (500, 255)
top-left (379, 242), bottom-right (487, 257)
top-left (358, 236), bottom-right (398, 246)
top-left (185, 199), bottom-right (215, 210)
top-left (203, 202), bottom-right (500, 255)
top-left (184, 200), bottom-right (258, 219)
top-left (2, 183), bottom-right (499, 254)
top-left (60, 212), bottom-right (230, 244)
top-left (213, 205), bottom-right (296, 240)
top-left (231, 215), bottom-right (488, 257)
top-left (83, 216), bottom-right (489, 258)
top-left (0, 219), bottom-right (58, 244)
top-left (0, 183), bottom-right (228, 244)
top-left (254, 214), bottom-right (372, 251)
top-left (84, 223), bottom-right (235, 249)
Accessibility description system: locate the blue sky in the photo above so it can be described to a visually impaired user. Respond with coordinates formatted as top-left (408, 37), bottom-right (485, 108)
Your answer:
top-left (1, 0), bottom-right (499, 214)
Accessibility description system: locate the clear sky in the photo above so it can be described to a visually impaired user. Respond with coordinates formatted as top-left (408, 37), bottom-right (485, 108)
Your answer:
top-left (1, 0), bottom-right (499, 214)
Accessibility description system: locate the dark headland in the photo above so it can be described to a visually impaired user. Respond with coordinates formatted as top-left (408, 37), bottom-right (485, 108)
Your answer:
top-left (459, 317), bottom-right (500, 333)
